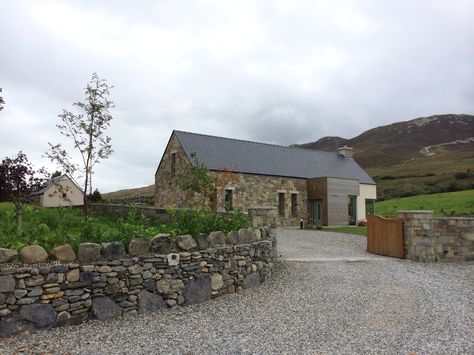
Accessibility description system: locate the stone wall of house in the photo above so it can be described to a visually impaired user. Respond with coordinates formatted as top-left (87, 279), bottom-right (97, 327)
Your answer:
top-left (0, 227), bottom-right (276, 337)
top-left (155, 133), bottom-right (194, 209)
top-left (398, 211), bottom-right (474, 262)
top-left (228, 174), bottom-right (307, 227)
top-left (154, 133), bottom-right (308, 226)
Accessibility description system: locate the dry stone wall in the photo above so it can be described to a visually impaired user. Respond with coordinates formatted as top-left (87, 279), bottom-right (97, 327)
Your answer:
top-left (398, 211), bottom-right (474, 262)
top-left (0, 227), bottom-right (276, 337)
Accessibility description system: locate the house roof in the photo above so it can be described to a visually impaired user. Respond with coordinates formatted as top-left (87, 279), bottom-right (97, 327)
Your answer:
top-left (32, 174), bottom-right (83, 195)
top-left (173, 130), bottom-right (375, 184)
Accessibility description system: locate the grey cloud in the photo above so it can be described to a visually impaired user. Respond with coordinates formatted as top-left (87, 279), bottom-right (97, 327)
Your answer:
top-left (1, 0), bottom-right (473, 192)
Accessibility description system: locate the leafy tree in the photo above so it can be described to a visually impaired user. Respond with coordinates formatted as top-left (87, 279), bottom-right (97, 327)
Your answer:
top-left (88, 188), bottom-right (102, 202)
top-left (0, 88), bottom-right (4, 111)
top-left (51, 170), bottom-right (62, 178)
top-left (45, 73), bottom-right (114, 218)
top-left (178, 153), bottom-right (238, 211)
top-left (0, 152), bottom-right (46, 230)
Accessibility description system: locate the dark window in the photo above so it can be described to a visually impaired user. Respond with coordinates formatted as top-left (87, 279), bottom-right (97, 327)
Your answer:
top-left (278, 193), bottom-right (285, 217)
top-left (365, 199), bottom-right (375, 215)
top-left (171, 153), bottom-right (176, 176)
top-left (291, 193), bottom-right (297, 217)
top-left (225, 189), bottom-right (233, 211)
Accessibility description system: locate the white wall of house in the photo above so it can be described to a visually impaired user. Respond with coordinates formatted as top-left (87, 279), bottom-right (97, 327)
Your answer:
top-left (356, 183), bottom-right (377, 222)
top-left (41, 176), bottom-right (84, 207)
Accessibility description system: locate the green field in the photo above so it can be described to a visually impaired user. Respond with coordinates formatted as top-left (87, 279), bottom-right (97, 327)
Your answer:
top-left (323, 226), bottom-right (367, 236)
top-left (375, 189), bottom-right (474, 217)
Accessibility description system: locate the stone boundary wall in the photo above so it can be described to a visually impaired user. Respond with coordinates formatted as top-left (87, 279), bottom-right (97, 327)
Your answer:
top-left (0, 227), bottom-right (277, 337)
top-left (398, 211), bottom-right (474, 262)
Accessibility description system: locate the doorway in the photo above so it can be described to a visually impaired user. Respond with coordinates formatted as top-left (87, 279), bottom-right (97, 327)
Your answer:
top-left (309, 199), bottom-right (323, 226)
top-left (348, 195), bottom-right (357, 225)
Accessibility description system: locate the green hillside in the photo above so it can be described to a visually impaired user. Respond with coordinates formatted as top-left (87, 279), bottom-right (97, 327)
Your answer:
top-left (375, 189), bottom-right (474, 217)
top-left (296, 114), bottom-right (474, 200)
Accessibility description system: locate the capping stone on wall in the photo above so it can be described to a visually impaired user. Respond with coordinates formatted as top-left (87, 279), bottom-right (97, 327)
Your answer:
top-left (398, 210), bottom-right (474, 262)
top-left (0, 226), bottom-right (276, 337)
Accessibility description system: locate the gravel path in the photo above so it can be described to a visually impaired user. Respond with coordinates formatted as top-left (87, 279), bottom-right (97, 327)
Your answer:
top-left (1, 229), bottom-right (473, 354)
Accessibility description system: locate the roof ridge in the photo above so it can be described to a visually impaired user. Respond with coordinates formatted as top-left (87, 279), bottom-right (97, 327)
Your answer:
top-left (173, 130), bottom-right (340, 156)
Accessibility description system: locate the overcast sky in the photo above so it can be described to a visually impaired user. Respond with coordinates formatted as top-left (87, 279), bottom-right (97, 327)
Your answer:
top-left (1, 0), bottom-right (473, 192)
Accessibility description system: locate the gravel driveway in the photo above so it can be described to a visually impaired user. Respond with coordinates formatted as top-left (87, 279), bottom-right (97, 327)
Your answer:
top-left (1, 229), bottom-right (473, 354)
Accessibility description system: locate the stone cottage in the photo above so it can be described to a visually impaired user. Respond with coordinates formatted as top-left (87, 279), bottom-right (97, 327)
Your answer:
top-left (155, 130), bottom-right (376, 226)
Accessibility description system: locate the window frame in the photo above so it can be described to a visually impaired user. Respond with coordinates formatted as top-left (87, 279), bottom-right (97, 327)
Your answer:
top-left (291, 193), bottom-right (298, 217)
top-left (171, 153), bottom-right (176, 176)
top-left (278, 192), bottom-right (285, 217)
top-left (224, 189), bottom-right (233, 211)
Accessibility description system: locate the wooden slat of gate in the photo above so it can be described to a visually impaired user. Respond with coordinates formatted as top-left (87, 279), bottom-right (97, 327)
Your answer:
top-left (367, 215), bottom-right (404, 258)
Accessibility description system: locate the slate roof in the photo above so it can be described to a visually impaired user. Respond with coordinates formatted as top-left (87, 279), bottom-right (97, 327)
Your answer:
top-left (173, 130), bottom-right (375, 184)
top-left (32, 175), bottom-right (83, 195)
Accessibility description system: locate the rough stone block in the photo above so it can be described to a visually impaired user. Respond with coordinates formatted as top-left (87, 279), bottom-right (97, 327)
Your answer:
top-left (128, 238), bottom-right (150, 256)
top-left (49, 244), bottom-right (76, 262)
top-left (0, 248), bottom-right (18, 263)
top-left (183, 277), bottom-right (212, 305)
top-left (78, 243), bottom-right (102, 263)
top-left (226, 231), bottom-right (239, 245)
top-left (196, 233), bottom-right (208, 250)
top-left (208, 231), bottom-right (226, 247)
top-left (176, 235), bottom-right (197, 251)
top-left (138, 290), bottom-right (166, 314)
top-left (0, 275), bottom-right (15, 292)
top-left (101, 242), bottom-right (125, 260)
top-left (238, 228), bottom-right (255, 244)
top-left (91, 296), bottom-right (122, 320)
top-left (211, 273), bottom-right (223, 291)
top-left (151, 234), bottom-right (173, 254)
top-left (20, 245), bottom-right (48, 264)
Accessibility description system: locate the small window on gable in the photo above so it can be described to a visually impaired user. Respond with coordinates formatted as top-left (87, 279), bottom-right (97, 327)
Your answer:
top-left (171, 153), bottom-right (176, 176)
top-left (225, 189), bottom-right (233, 211)
top-left (291, 193), bottom-right (297, 217)
top-left (278, 193), bottom-right (285, 217)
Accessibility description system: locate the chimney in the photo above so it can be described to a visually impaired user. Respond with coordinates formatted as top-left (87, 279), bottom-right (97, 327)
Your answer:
top-left (337, 146), bottom-right (353, 158)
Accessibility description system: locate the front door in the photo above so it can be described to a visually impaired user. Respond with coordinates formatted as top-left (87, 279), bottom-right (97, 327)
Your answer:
top-left (309, 200), bottom-right (322, 226)
top-left (348, 195), bottom-right (357, 225)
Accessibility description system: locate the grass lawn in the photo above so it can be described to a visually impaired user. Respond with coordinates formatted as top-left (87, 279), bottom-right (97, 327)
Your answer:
top-left (322, 226), bottom-right (367, 236)
top-left (375, 189), bottom-right (474, 217)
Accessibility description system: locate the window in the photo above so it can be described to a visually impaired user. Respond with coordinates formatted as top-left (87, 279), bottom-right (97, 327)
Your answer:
top-left (171, 153), bottom-right (176, 176)
top-left (225, 189), bottom-right (233, 211)
top-left (278, 193), bottom-right (285, 217)
top-left (365, 199), bottom-right (375, 215)
top-left (291, 193), bottom-right (297, 217)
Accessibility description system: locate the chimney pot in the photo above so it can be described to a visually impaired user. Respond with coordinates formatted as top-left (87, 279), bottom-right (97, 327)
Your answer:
top-left (338, 146), bottom-right (353, 158)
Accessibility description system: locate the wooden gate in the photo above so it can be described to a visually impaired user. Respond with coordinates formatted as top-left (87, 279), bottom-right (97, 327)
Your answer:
top-left (367, 214), bottom-right (404, 258)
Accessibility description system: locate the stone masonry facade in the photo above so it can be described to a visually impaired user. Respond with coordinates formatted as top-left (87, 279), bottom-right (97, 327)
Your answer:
top-left (155, 133), bottom-right (307, 226)
top-left (398, 211), bottom-right (474, 262)
top-left (0, 227), bottom-right (276, 337)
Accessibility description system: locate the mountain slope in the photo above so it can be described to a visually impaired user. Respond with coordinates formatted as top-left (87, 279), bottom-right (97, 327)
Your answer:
top-left (295, 114), bottom-right (474, 200)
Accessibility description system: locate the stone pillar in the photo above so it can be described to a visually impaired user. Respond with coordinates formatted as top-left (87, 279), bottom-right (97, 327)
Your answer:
top-left (247, 206), bottom-right (278, 228)
top-left (397, 210), bottom-right (434, 261)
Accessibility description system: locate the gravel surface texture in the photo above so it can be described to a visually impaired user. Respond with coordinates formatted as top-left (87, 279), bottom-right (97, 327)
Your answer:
top-left (1, 229), bottom-right (473, 354)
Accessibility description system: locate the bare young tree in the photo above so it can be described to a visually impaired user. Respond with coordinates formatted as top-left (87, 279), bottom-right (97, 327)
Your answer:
top-left (45, 73), bottom-right (114, 218)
